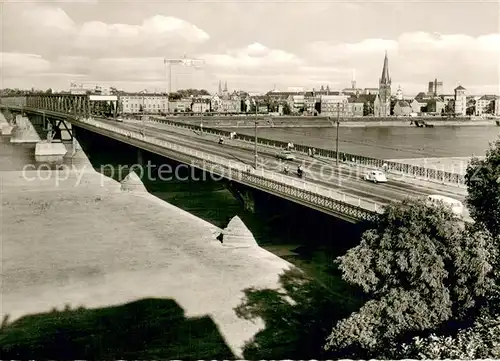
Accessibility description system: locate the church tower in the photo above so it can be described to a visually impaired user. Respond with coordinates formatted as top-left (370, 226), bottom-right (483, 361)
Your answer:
top-left (376, 51), bottom-right (392, 116)
top-left (218, 80), bottom-right (222, 95)
top-left (396, 85), bottom-right (403, 100)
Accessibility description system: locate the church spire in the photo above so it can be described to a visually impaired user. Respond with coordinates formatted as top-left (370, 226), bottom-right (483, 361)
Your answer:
top-left (218, 80), bottom-right (222, 95)
top-left (380, 51), bottom-right (390, 85)
top-left (224, 81), bottom-right (228, 92)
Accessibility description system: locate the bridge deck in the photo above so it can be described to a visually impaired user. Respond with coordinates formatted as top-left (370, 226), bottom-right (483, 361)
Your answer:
top-left (0, 105), bottom-right (470, 222)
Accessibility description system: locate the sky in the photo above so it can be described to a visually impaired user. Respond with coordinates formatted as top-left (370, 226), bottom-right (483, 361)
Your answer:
top-left (1, 0), bottom-right (499, 95)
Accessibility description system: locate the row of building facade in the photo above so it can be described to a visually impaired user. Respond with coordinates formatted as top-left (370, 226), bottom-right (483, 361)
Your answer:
top-left (116, 89), bottom-right (500, 117)
top-left (74, 54), bottom-right (500, 117)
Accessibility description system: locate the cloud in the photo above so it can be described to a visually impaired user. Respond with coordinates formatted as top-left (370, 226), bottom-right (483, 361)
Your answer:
top-left (306, 32), bottom-right (500, 93)
top-left (202, 43), bottom-right (303, 69)
top-left (15, 6), bottom-right (209, 58)
top-left (22, 6), bottom-right (76, 33)
top-left (74, 15), bottom-right (209, 53)
top-left (1, 53), bottom-right (51, 77)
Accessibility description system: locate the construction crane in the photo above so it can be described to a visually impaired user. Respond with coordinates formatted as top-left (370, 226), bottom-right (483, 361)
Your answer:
top-left (164, 55), bottom-right (205, 94)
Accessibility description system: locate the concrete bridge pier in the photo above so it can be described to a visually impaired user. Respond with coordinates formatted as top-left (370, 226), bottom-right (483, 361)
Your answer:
top-left (137, 148), bottom-right (144, 166)
top-left (10, 114), bottom-right (41, 144)
top-left (226, 181), bottom-right (256, 213)
top-left (63, 135), bottom-right (93, 171)
top-left (33, 116), bottom-right (69, 163)
top-left (0, 110), bottom-right (14, 139)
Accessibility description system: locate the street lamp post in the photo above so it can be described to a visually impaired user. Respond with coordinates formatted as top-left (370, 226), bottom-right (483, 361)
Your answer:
top-left (335, 103), bottom-right (341, 166)
top-left (200, 104), bottom-right (203, 136)
top-left (140, 90), bottom-right (145, 135)
top-left (254, 100), bottom-right (258, 169)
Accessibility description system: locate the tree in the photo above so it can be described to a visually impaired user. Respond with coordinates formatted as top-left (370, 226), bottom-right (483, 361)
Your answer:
top-left (363, 101), bottom-right (373, 116)
top-left (445, 100), bottom-right (455, 116)
top-left (240, 99), bottom-right (247, 113)
top-left (485, 101), bottom-right (495, 114)
top-left (390, 99), bottom-right (396, 115)
top-left (324, 198), bottom-right (495, 357)
top-left (168, 92), bottom-right (182, 101)
top-left (282, 103), bottom-right (291, 115)
top-left (464, 138), bottom-right (500, 238)
top-left (393, 308), bottom-right (500, 359)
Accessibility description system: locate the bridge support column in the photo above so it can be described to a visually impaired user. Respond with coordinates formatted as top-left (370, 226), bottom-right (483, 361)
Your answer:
top-left (35, 141), bottom-right (67, 163)
top-left (10, 114), bottom-right (41, 144)
top-left (55, 119), bottom-right (73, 142)
top-left (63, 137), bottom-right (92, 170)
top-left (0, 110), bottom-right (13, 138)
top-left (137, 148), bottom-right (144, 166)
top-left (226, 181), bottom-right (256, 213)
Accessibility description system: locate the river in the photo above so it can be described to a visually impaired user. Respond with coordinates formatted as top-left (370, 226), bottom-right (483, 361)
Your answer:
top-left (222, 125), bottom-right (500, 159)
top-left (0, 134), bottom-right (354, 287)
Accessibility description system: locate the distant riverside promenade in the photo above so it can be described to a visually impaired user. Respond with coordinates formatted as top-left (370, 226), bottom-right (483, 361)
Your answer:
top-left (157, 115), bottom-right (498, 128)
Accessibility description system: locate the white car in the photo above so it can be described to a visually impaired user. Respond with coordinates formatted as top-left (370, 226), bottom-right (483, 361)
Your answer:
top-left (276, 150), bottom-right (295, 161)
top-left (426, 194), bottom-right (464, 216)
top-left (116, 117), bottom-right (124, 122)
top-left (363, 170), bottom-right (388, 183)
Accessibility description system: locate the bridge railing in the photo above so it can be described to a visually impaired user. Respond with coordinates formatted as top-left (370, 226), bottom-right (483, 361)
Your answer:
top-left (80, 117), bottom-right (382, 221)
top-left (148, 116), bottom-right (466, 186)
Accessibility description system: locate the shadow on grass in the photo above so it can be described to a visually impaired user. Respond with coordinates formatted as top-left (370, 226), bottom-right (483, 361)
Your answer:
top-left (0, 298), bottom-right (235, 360)
top-left (235, 267), bottom-right (364, 359)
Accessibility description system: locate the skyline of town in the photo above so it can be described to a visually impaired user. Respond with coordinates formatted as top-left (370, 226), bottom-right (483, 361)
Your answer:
top-left (1, 1), bottom-right (499, 95)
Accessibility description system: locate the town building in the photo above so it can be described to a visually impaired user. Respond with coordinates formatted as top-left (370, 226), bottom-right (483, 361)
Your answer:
top-left (410, 99), bottom-right (425, 114)
top-left (425, 98), bottom-right (446, 114)
top-left (220, 98), bottom-right (241, 113)
top-left (442, 94), bottom-right (455, 103)
top-left (427, 79), bottom-right (444, 96)
top-left (454, 85), bottom-right (467, 116)
top-left (495, 96), bottom-right (500, 116)
top-left (393, 100), bottom-right (412, 116)
top-left (169, 98), bottom-right (192, 112)
top-left (345, 98), bottom-right (364, 117)
top-left (320, 95), bottom-right (349, 116)
top-left (191, 98), bottom-right (211, 113)
top-left (475, 95), bottom-right (497, 115)
top-left (287, 95), bottom-right (305, 113)
top-left (395, 85), bottom-right (403, 100)
top-left (373, 52), bottom-right (391, 117)
top-left (354, 94), bottom-right (376, 116)
top-left (119, 93), bottom-right (169, 114)
top-left (210, 94), bottom-right (222, 112)
top-left (364, 88), bottom-right (379, 95)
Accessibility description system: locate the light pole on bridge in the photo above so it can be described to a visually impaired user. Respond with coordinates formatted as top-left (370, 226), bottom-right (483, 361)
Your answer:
top-left (335, 101), bottom-right (345, 167)
top-left (253, 99), bottom-right (258, 170)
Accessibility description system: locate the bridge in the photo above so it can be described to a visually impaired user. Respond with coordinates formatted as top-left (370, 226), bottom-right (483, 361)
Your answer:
top-left (0, 94), bottom-right (468, 224)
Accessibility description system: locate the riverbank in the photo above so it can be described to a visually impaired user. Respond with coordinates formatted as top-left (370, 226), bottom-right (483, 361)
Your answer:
top-left (160, 115), bottom-right (498, 129)
top-left (1, 167), bottom-right (300, 358)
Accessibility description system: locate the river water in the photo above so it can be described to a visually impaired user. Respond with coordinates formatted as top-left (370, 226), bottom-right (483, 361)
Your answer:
top-left (223, 125), bottom-right (500, 159)
top-left (0, 134), bottom-right (353, 287)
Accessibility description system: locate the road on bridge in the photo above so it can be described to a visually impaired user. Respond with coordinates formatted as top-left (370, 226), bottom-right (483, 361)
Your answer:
top-left (97, 117), bottom-right (467, 209)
